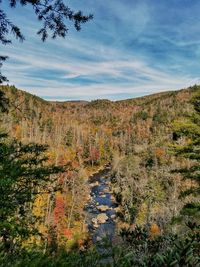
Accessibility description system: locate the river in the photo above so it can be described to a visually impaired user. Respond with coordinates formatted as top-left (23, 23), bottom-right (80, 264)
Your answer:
top-left (85, 166), bottom-right (118, 244)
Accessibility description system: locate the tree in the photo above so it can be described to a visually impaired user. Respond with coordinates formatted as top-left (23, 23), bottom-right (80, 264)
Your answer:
top-left (0, 89), bottom-right (9, 112)
top-left (173, 87), bottom-right (200, 217)
top-left (0, 133), bottom-right (63, 253)
top-left (0, 0), bottom-right (93, 83)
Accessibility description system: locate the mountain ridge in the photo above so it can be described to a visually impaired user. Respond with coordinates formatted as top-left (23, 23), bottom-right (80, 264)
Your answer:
top-left (1, 84), bottom-right (196, 107)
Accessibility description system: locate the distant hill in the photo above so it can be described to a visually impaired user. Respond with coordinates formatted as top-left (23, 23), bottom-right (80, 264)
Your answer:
top-left (0, 84), bottom-right (196, 148)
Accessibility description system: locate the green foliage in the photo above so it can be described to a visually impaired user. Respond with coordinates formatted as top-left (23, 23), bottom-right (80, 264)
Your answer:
top-left (0, 133), bottom-right (63, 253)
top-left (0, 225), bottom-right (199, 267)
top-left (120, 225), bottom-right (150, 246)
top-left (152, 107), bottom-right (168, 125)
top-left (181, 203), bottom-right (200, 216)
top-left (131, 110), bottom-right (149, 122)
top-left (64, 129), bottom-right (74, 147)
top-left (0, 90), bottom-right (9, 112)
top-left (119, 225), bottom-right (200, 267)
top-left (0, 57), bottom-right (8, 84)
top-left (172, 89), bottom-right (200, 217)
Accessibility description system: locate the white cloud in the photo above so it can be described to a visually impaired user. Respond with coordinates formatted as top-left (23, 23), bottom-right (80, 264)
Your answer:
top-left (2, 39), bottom-right (196, 100)
top-left (1, 0), bottom-right (200, 100)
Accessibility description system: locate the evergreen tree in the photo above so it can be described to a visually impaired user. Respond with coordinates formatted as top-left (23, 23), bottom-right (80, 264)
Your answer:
top-left (0, 89), bottom-right (9, 112)
top-left (173, 87), bottom-right (200, 216)
top-left (0, 133), bottom-right (63, 253)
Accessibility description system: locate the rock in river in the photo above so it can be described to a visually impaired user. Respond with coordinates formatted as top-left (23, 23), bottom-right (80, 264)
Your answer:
top-left (111, 214), bottom-right (116, 219)
top-left (96, 205), bottom-right (110, 212)
top-left (96, 236), bottom-right (102, 241)
top-left (89, 181), bottom-right (99, 187)
top-left (91, 218), bottom-right (99, 228)
top-left (114, 207), bottom-right (121, 213)
top-left (92, 218), bottom-right (97, 224)
top-left (96, 213), bottom-right (108, 224)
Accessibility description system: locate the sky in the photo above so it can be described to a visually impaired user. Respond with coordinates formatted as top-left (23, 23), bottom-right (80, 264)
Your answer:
top-left (1, 0), bottom-right (200, 101)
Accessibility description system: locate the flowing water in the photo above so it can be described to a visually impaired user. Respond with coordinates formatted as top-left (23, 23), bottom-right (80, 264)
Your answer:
top-left (85, 167), bottom-right (118, 243)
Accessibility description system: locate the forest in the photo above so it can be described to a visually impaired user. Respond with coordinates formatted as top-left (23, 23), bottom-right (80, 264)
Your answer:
top-left (0, 84), bottom-right (199, 266)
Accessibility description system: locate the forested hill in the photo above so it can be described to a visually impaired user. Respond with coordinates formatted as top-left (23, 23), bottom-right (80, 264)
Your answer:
top-left (0, 85), bottom-right (196, 155)
top-left (0, 84), bottom-right (199, 264)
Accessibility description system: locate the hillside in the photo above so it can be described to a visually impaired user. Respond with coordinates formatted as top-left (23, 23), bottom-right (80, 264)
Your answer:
top-left (0, 85), bottom-right (199, 265)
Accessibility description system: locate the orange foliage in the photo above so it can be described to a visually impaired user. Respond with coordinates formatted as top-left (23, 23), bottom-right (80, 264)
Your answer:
top-left (14, 125), bottom-right (22, 139)
top-left (71, 160), bottom-right (80, 169)
top-left (155, 148), bottom-right (165, 158)
top-left (58, 173), bottom-right (65, 185)
top-left (53, 194), bottom-right (65, 225)
top-left (150, 223), bottom-right (160, 238)
top-left (90, 146), bottom-right (100, 162)
top-left (64, 228), bottom-right (73, 239)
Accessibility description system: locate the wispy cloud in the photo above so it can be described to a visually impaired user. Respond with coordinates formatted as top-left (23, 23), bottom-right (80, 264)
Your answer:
top-left (1, 0), bottom-right (200, 100)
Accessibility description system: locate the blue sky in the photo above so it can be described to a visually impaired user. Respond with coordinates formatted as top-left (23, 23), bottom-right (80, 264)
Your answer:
top-left (1, 0), bottom-right (200, 100)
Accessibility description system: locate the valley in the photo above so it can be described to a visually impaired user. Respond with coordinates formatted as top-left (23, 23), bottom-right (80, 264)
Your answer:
top-left (0, 84), bottom-right (199, 266)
